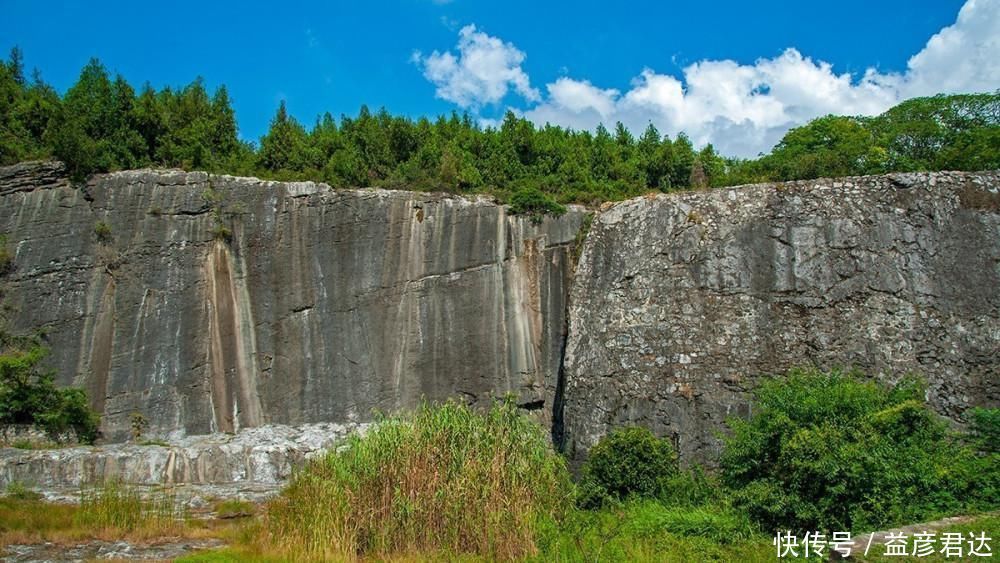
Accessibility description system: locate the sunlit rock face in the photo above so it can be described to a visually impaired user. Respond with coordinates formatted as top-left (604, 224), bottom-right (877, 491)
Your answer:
top-left (0, 162), bottom-right (584, 441)
top-left (2, 162), bottom-right (998, 465)
top-left (561, 171), bottom-right (1000, 463)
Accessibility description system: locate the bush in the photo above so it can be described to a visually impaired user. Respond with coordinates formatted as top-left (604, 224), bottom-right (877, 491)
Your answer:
top-left (578, 426), bottom-right (678, 508)
top-left (260, 398), bottom-right (572, 560)
top-left (968, 407), bottom-right (1000, 453)
top-left (508, 186), bottom-right (567, 223)
top-left (0, 344), bottom-right (100, 444)
top-left (93, 221), bottom-right (112, 243)
top-left (720, 368), bottom-right (996, 533)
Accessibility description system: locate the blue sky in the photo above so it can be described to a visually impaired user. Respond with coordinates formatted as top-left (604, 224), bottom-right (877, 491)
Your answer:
top-left (2, 0), bottom-right (997, 156)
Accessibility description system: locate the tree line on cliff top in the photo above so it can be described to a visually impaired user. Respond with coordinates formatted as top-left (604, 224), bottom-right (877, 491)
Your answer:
top-left (1, 48), bottom-right (998, 206)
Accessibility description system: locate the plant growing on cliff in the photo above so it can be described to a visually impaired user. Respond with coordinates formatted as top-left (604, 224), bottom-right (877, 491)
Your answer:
top-left (259, 398), bottom-right (572, 560)
top-left (508, 186), bottom-right (567, 224)
top-left (0, 342), bottom-right (100, 444)
top-left (93, 221), bottom-right (112, 244)
top-left (0, 235), bottom-right (12, 276)
top-left (129, 411), bottom-right (148, 440)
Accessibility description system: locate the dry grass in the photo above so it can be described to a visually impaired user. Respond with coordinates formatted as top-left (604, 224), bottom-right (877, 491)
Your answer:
top-left (0, 481), bottom-right (243, 548)
top-left (257, 399), bottom-right (573, 561)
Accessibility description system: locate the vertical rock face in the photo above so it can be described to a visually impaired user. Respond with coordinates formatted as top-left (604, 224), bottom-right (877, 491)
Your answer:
top-left (0, 162), bottom-right (584, 440)
top-left (563, 172), bottom-right (1000, 463)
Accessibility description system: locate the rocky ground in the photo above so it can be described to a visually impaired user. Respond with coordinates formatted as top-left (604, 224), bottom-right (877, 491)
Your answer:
top-left (0, 422), bottom-right (368, 506)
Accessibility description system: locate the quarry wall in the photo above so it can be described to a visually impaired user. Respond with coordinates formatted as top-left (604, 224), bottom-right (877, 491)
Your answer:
top-left (2, 162), bottom-right (997, 459)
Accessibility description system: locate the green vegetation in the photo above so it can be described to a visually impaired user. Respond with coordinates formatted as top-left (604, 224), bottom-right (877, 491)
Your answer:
top-left (0, 338), bottom-right (100, 444)
top-left (258, 399), bottom-right (571, 560)
top-left (213, 499), bottom-right (255, 519)
top-left (4, 481), bottom-right (42, 501)
top-left (720, 368), bottom-right (999, 533)
top-left (77, 480), bottom-right (182, 533)
top-left (1, 48), bottom-right (997, 203)
top-left (576, 426), bottom-right (678, 508)
top-left (0, 235), bottom-right (12, 275)
top-left (508, 186), bottom-right (567, 222)
top-left (93, 220), bottom-right (112, 243)
top-left (0, 482), bottom-right (239, 548)
top-left (0, 382), bottom-right (995, 562)
top-left (176, 382), bottom-right (997, 561)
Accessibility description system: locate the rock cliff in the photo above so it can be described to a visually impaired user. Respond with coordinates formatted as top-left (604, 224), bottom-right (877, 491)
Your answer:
top-left (561, 171), bottom-right (1000, 462)
top-left (1, 162), bottom-right (998, 465)
top-left (0, 161), bottom-right (584, 441)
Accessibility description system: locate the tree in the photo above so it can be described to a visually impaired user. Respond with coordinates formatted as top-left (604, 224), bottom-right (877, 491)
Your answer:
top-left (259, 100), bottom-right (310, 173)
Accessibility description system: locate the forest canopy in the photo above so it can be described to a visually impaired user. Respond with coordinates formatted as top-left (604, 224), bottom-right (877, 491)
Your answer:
top-left (1, 48), bottom-right (997, 204)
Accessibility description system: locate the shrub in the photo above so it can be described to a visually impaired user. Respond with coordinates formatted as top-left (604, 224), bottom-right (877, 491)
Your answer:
top-left (0, 344), bottom-right (100, 444)
top-left (968, 407), bottom-right (1000, 453)
top-left (578, 426), bottom-right (678, 508)
top-left (260, 398), bottom-right (572, 560)
top-left (508, 186), bottom-right (567, 223)
top-left (93, 221), bottom-right (112, 243)
top-left (720, 367), bottom-right (996, 533)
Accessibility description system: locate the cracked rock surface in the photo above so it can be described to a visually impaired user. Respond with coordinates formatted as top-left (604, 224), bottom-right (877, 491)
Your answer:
top-left (561, 171), bottom-right (1000, 463)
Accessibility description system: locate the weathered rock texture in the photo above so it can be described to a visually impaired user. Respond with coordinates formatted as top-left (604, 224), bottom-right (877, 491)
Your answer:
top-left (3, 162), bottom-right (999, 465)
top-left (0, 423), bottom-right (365, 497)
top-left (0, 162), bottom-right (584, 441)
top-left (561, 171), bottom-right (1000, 462)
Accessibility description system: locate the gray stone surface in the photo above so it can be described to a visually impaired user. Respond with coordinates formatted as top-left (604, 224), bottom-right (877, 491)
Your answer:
top-left (561, 172), bottom-right (1000, 463)
top-left (0, 162), bottom-right (584, 441)
top-left (3, 162), bottom-right (998, 467)
top-left (0, 422), bottom-right (366, 502)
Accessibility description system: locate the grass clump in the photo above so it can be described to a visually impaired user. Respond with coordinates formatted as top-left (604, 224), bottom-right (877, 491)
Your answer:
top-left (76, 480), bottom-right (183, 535)
top-left (214, 499), bottom-right (254, 519)
top-left (259, 398), bottom-right (572, 560)
top-left (4, 481), bottom-right (42, 501)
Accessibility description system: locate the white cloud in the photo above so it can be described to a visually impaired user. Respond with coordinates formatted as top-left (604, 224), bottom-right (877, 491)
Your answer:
top-left (417, 0), bottom-right (999, 157)
top-left (413, 24), bottom-right (540, 109)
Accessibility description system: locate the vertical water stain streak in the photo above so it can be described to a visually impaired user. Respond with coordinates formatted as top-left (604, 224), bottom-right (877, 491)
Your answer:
top-left (205, 241), bottom-right (263, 433)
top-left (87, 278), bottom-right (116, 415)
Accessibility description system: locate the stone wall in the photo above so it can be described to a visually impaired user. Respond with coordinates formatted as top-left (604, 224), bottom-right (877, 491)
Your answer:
top-left (561, 172), bottom-right (1000, 462)
top-left (0, 162), bottom-right (584, 441)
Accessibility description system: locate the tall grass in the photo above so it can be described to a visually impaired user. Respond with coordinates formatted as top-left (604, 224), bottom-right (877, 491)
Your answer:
top-left (76, 480), bottom-right (184, 536)
top-left (259, 399), bottom-right (573, 560)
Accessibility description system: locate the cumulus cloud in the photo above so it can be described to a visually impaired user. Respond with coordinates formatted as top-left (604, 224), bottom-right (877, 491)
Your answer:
top-left (416, 0), bottom-right (999, 157)
top-left (412, 24), bottom-right (540, 108)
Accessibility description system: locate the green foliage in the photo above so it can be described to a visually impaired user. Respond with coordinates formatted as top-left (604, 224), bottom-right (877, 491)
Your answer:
top-left (578, 426), bottom-right (679, 508)
top-left (0, 48), bottom-right (997, 203)
top-left (508, 186), bottom-right (567, 222)
top-left (5, 481), bottom-right (42, 501)
top-left (720, 367), bottom-right (998, 533)
top-left (0, 343), bottom-right (100, 444)
top-left (76, 480), bottom-right (182, 532)
top-left (968, 407), bottom-right (1000, 453)
top-left (129, 411), bottom-right (148, 440)
top-left (0, 234), bottom-right (12, 275)
top-left (93, 221), bottom-right (112, 243)
top-left (261, 398), bottom-right (572, 560)
top-left (214, 499), bottom-right (255, 519)
top-left (536, 499), bottom-right (769, 563)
